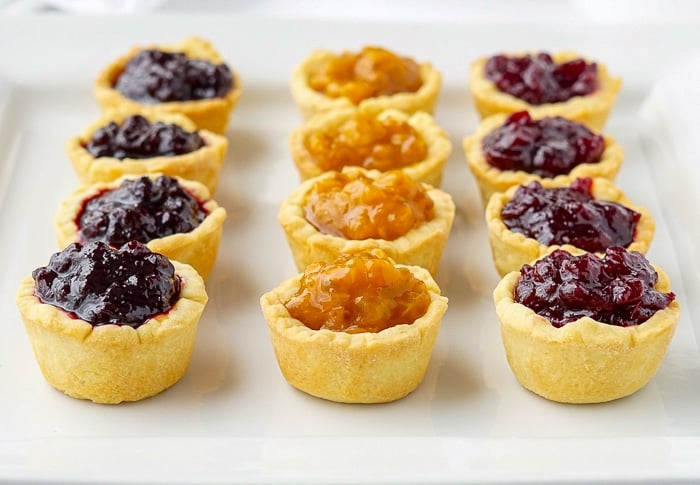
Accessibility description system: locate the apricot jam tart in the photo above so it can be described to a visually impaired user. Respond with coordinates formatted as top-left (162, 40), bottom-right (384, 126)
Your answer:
top-left (469, 50), bottom-right (621, 130)
top-left (16, 241), bottom-right (208, 403)
top-left (493, 248), bottom-right (679, 403)
top-left (259, 250), bottom-right (448, 403)
top-left (290, 107), bottom-right (451, 187)
top-left (291, 46), bottom-right (441, 119)
top-left (278, 167), bottom-right (455, 275)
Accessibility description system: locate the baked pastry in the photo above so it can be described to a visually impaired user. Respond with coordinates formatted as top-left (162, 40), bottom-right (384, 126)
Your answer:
top-left (469, 51), bottom-right (621, 130)
top-left (94, 36), bottom-right (242, 134)
top-left (291, 46), bottom-right (441, 120)
top-left (290, 106), bottom-right (451, 187)
top-left (66, 109), bottom-right (228, 194)
top-left (464, 111), bottom-right (623, 205)
top-left (55, 174), bottom-right (227, 280)
top-left (278, 167), bottom-right (455, 276)
top-left (259, 250), bottom-right (448, 403)
top-left (486, 177), bottom-right (655, 276)
top-left (16, 241), bottom-right (208, 404)
top-left (493, 247), bottom-right (679, 404)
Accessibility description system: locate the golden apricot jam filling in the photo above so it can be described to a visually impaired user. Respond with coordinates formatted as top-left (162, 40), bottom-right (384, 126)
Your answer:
top-left (305, 112), bottom-right (428, 172)
top-left (285, 251), bottom-right (431, 334)
top-left (304, 170), bottom-right (434, 241)
top-left (308, 46), bottom-right (423, 104)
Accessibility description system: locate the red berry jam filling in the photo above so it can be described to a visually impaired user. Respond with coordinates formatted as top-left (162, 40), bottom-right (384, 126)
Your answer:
top-left (514, 248), bottom-right (674, 328)
top-left (78, 176), bottom-right (207, 247)
top-left (85, 114), bottom-right (204, 160)
top-left (482, 111), bottom-right (605, 178)
top-left (32, 241), bottom-right (181, 328)
top-left (502, 178), bottom-right (640, 252)
top-left (114, 49), bottom-right (233, 103)
top-left (485, 52), bottom-right (599, 105)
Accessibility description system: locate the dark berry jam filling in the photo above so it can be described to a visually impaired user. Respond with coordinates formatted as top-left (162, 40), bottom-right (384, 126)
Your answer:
top-left (85, 114), bottom-right (204, 160)
top-left (514, 248), bottom-right (674, 328)
top-left (78, 175), bottom-right (207, 247)
top-left (502, 178), bottom-right (641, 252)
top-left (32, 241), bottom-right (181, 328)
top-left (482, 111), bottom-right (605, 178)
top-left (114, 49), bottom-right (233, 104)
top-left (485, 52), bottom-right (599, 105)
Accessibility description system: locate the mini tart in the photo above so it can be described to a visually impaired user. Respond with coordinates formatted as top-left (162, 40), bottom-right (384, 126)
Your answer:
top-left (469, 51), bottom-right (621, 131)
top-left (54, 175), bottom-right (227, 281)
top-left (94, 36), bottom-right (242, 134)
top-left (259, 259), bottom-right (448, 403)
top-left (16, 260), bottom-right (208, 404)
top-left (66, 108), bottom-right (228, 194)
top-left (278, 167), bottom-right (455, 276)
top-left (493, 260), bottom-right (680, 404)
top-left (463, 112), bottom-right (624, 206)
top-left (485, 177), bottom-right (655, 277)
top-left (290, 107), bottom-right (451, 187)
top-left (290, 48), bottom-right (441, 120)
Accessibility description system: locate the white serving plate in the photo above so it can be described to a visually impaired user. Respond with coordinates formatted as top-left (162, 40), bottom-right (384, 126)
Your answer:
top-left (1, 16), bottom-right (699, 484)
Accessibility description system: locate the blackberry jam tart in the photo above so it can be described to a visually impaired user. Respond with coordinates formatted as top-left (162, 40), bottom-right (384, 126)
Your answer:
top-left (493, 248), bottom-right (679, 404)
top-left (469, 51), bottom-right (621, 130)
top-left (16, 241), bottom-right (208, 404)
top-left (485, 177), bottom-right (655, 276)
top-left (463, 111), bottom-right (624, 205)
top-left (66, 108), bottom-right (228, 194)
top-left (55, 175), bottom-right (227, 280)
top-left (94, 37), bottom-right (242, 134)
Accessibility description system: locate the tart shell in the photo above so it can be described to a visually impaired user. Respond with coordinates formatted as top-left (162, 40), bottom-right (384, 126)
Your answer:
top-left (16, 260), bottom-right (208, 404)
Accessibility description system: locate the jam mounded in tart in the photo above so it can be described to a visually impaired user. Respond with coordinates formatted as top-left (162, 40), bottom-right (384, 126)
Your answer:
top-left (485, 53), bottom-right (599, 105)
top-left (502, 178), bottom-right (640, 252)
top-left (483, 111), bottom-right (605, 178)
top-left (78, 176), bottom-right (207, 247)
top-left (305, 112), bottom-right (428, 172)
top-left (32, 241), bottom-right (181, 328)
top-left (84, 114), bottom-right (204, 160)
top-left (514, 248), bottom-right (675, 328)
top-left (304, 170), bottom-right (434, 241)
top-left (308, 46), bottom-right (423, 104)
top-left (114, 49), bottom-right (234, 103)
top-left (285, 250), bottom-right (431, 333)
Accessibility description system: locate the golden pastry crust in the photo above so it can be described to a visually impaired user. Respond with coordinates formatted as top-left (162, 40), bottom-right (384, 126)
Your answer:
top-left (259, 260), bottom-right (448, 403)
top-left (463, 112), bottom-right (624, 205)
top-left (94, 36), bottom-right (242, 134)
top-left (54, 175), bottom-right (227, 281)
top-left (290, 107), bottom-right (451, 187)
top-left (290, 48), bottom-right (441, 120)
top-left (278, 167), bottom-right (455, 276)
top-left (469, 51), bottom-right (621, 131)
top-left (16, 260), bottom-right (208, 404)
top-left (65, 108), bottom-right (228, 194)
top-left (485, 177), bottom-right (656, 277)
top-left (493, 260), bottom-right (680, 404)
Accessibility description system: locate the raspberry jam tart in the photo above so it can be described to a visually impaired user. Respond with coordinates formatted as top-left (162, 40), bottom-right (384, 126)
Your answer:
top-left (493, 248), bottom-right (680, 403)
top-left (260, 249), bottom-right (448, 403)
top-left (16, 241), bottom-right (208, 403)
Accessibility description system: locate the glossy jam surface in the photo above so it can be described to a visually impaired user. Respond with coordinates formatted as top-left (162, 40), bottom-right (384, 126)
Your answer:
top-left (483, 111), bottom-right (605, 178)
top-left (485, 52), bottom-right (599, 105)
top-left (78, 176), bottom-right (207, 247)
top-left (502, 178), bottom-right (640, 252)
top-left (305, 112), bottom-right (427, 172)
top-left (304, 170), bottom-right (434, 241)
top-left (114, 49), bottom-right (233, 103)
top-left (308, 46), bottom-right (423, 104)
top-left (514, 248), bottom-right (674, 328)
top-left (32, 241), bottom-right (181, 328)
top-left (85, 114), bottom-right (204, 160)
top-left (285, 251), bottom-right (431, 333)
